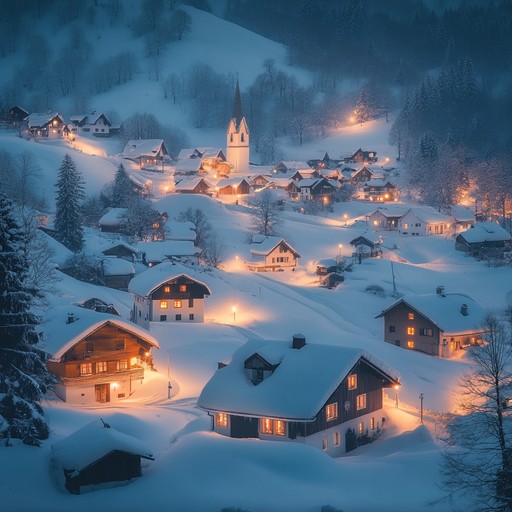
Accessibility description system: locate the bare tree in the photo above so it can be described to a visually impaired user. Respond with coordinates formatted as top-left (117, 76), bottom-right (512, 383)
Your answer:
top-left (201, 231), bottom-right (226, 268)
top-left (248, 189), bottom-right (282, 237)
top-left (169, 9), bottom-right (191, 40)
top-left (177, 207), bottom-right (212, 248)
top-left (441, 314), bottom-right (512, 511)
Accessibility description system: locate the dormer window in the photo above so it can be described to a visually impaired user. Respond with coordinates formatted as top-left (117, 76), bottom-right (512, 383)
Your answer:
top-left (244, 353), bottom-right (279, 385)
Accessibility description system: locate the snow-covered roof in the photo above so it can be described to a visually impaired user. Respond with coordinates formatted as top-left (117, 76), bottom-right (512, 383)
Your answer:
top-left (450, 206), bottom-right (476, 223)
top-left (401, 208), bottom-right (452, 224)
top-left (98, 208), bottom-right (127, 226)
top-left (215, 177), bottom-right (248, 188)
top-left (26, 112), bottom-right (63, 128)
top-left (363, 179), bottom-right (395, 187)
top-left (100, 240), bottom-right (139, 255)
top-left (174, 177), bottom-right (211, 191)
top-left (377, 292), bottom-right (487, 335)
top-left (135, 240), bottom-right (199, 263)
top-left (459, 222), bottom-right (511, 243)
top-left (167, 220), bottom-right (196, 241)
top-left (249, 236), bottom-right (300, 257)
top-left (128, 261), bottom-right (211, 297)
top-left (369, 206), bottom-right (408, 218)
top-left (276, 161), bottom-right (310, 170)
top-left (102, 257), bottom-right (135, 276)
top-left (121, 139), bottom-right (165, 158)
top-left (198, 339), bottom-right (399, 420)
top-left (51, 420), bottom-right (153, 472)
top-left (297, 178), bottom-right (327, 188)
top-left (41, 306), bottom-right (159, 361)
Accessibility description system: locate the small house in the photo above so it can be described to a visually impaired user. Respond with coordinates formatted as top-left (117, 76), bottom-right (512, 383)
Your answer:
top-left (136, 240), bottom-right (200, 267)
top-left (120, 139), bottom-right (170, 169)
top-left (51, 419), bottom-right (154, 494)
top-left (350, 166), bottom-right (375, 184)
top-left (295, 178), bottom-right (337, 203)
top-left (43, 307), bottom-right (159, 404)
top-left (78, 298), bottom-right (120, 316)
top-left (273, 161), bottom-right (310, 174)
top-left (128, 262), bottom-right (211, 328)
top-left (102, 257), bottom-right (136, 291)
top-left (290, 168), bottom-right (320, 181)
top-left (247, 235), bottom-right (301, 272)
top-left (215, 177), bottom-right (251, 196)
top-left (350, 233), bottom-right (383, 259)
top-left (69, 112), bottom-right (112, 137)
top-left (367, 207), bottom-right (408, 231)
top-left (455, 221), bottom-right (512, 258)
top-left (375, 287), bottom-right (487, 358)
top-left (362, 179), bottom-right (397, 202)
top-left (98, 208), bottom-right (128, 234)
top-left (344, 148), bottom-right (378, 164)
top-left (101, 241), bottom-right (139, 262)
top-left (249, 174), bottom-right (271, 190)
top-left (398, 208), bottom-right (452, 236)
top-left (0, 105), bottom-right (29, 128)
top-left (25, 112), bottom-right (65, 138)
top-left (174, 177), bottom-right (211, 195)
top-left (198, 335), bottom-right (400, 457)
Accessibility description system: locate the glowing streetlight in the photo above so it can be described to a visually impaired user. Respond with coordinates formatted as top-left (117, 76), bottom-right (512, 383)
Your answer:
top-left (343, 213), bottom-right (348, 226)
top-left (232, 304), bottom-right (236, 323)
top-left (338, 243), bottom-right (343, 258)
top-left (394, 384), bottom-right (400, 408)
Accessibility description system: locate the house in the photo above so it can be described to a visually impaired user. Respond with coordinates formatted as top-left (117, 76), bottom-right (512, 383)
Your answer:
top-left (120, 139), bottom-right (170, 169)
top-left (177, 148), bottom-right (230, 177)
top-left (0, 105), bottom-right (29, 128)
top-left (290, 168), bottom-right (320, 181)
top-left (102, 257), bottom-right (136, 291)
top-left (98, 208), bottom-right (127, 233)
top-left (69, 112), bottom-right (112, 137)
top-left (43, 307), bottom-right (159, 404)
top-left (78, 298), bottom-right (120, 316)
top-left (362, 179), bottom-right (398, 202)
top-left (349, 233), bottom-right (383, 259)
top-left (101, 241), bottom-right (139, 262)
top-left (367, 207), bottom-right (408, 231)
top-left (174, 177), bottom-right (211, 195)
top-left (350, 165), bottom-right (375, 184)
top-left (249, 174), bottom-right (271, 190)
top-left (215, 177), bottom-right (251, 196)
top-left (51, 419), bottom-right (154, 494)
top-left (344, 148), bottom-right (378, 164)
top-left (198, 335), bottom-right (400, 457)
top-left (247, 235), bottom-right (301, 272)
top-left (25, 112), bottom-right (65, 138)
top-left (272, 161), bottom-right (310, 174)
top-left (294, 178), bottom-right (337, 203)
top-left (128, 262), bottom-right (211, 328)
top-left (375, 287), bottom-right (487, 358)
top-left (455, 221), bottom-right (512, 258)
top-left (449, 206), bottom-right (475, 233)
top-left (307, 152), bottom-right (344, 171)
top-left (136, 240), bottom-right (200, 267)
top-left (398, 208), bottom-right (452, 236)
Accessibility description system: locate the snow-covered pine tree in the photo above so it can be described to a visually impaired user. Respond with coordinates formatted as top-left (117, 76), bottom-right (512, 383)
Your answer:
top-left (54, 154), bottom-right (85, 252)
top-left (111, 163), bottom-right (134, 208)
top-left (0, 191), bottom-right (51, 446)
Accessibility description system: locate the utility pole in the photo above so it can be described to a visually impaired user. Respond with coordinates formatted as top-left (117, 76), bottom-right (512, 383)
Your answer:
top-left (419, 393), bottom-right (424, 424)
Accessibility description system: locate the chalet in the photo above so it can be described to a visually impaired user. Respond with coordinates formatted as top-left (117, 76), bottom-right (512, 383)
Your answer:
top-left (272, 161), bottom-right (310, 174)
top-left (69, 112), bottom-right (112, 137)
top-left (294, 178), bottom-right (337, 203)
top-left (120, 139), bottom-right (170, 169)
top-left (398, 208), bottom-right (452, 236)
top-left (350, 233), bottom-right (383, 258)
top-left (350, 165), bottom-right (374, 184)
top-left (78, 298), bottom-right (120, 316)
top-left (101, 241), bottom-right (139, 262)
top-left (98, 208), bottom-right (127, 233)
top-left (198, 335), bottom-right (400, 457)
top-left (128, 262), bottom-right (211, 328)
top-left (249, 174), bottom-right (271, 190)
top-left (290, 168), bottom-right (320, 181)
top-left (344, 148), bottom-right (378, 164)
top-left (247, 235), bottom-right (301, 272)
top-left (43, 307), bottom-right (159, 404)
top-left (25, 112), bottom-right (65, 138)
top-left (174, 177), bottom-right (211, 195)
top-left (376, 287), bottom-right (487, 358)
top-left (177, 147), bottom-right (226, 160)
top-left (367, 207), bottom-right (408, 231)
top-left (215, 177), bottom-right (251, 196)
top-left (136, 240), bottom-right (200, 267)
top-left (362, 179), bottom-right (398, 202)
top-left (449, 206), bottom-right (475, 233)
top-left (455, 221), bottom-right (512, 258)
top-left (102, 257), bottom-right (136, 291)
top-left (307, 153), bottom-right (344, 171)
top-left (51, 419), bottom-right (154, 494)
top-left (0, 105), bottom-right (29, 128)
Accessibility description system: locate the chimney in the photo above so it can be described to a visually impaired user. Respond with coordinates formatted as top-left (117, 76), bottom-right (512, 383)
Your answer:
top-left (292, 334), bottom-right (306, 350)
top-left (461, 304), bottom-right (469, 316)
top-left (66, 312), bottom-right (76, 324)
top-left (436, 286), bottom-right (445, 297)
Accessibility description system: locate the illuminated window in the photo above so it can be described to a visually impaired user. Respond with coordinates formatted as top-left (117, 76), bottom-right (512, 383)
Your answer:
top-left (164, 286), bottom-right (170, 293)
top-left (326, 403), bottom-right (338, 421)
top-left (407, 340), bottom-right (415, 348)
top-left (79, 363), bottom-right (92, 376)
top-left (174, 300), bottom-right (182, 308)
top-left (358, 421), bottom-right (364, 434)
top-left (407, 327), bottom-right (415, 335)
top-left (261, 418), bottom-right (273, 435)
top-left (347, 374), bottom-right (357, 390)
top-left (370, 417), bottom-right (375, 430)
top-left (179, 285), bottom-right (187, 292)
top-left (152, 222), bottom-right (160, 229)
top-left (408, 312), bottom-right (414, 320)
top-left (403, 223), bottom-right (408, 229)
top-left (215, 412), bottom-right (229, 428)
top-left (96, 361), bottom-right (107, 373)
top-left (356, 394), bottom-right (367, 410)
top-left (261, 418), bottom-right (286, 436)
top-left (117, 359), bottom-right (128, 371)
top-left (333, 431), bottom-right (340, 446)
top-left (274, 420), bottom-right (285, 436)
top-left (160, 300), bottom-right (168, 309)
top-left (130, 357), bottom-right (139, 367)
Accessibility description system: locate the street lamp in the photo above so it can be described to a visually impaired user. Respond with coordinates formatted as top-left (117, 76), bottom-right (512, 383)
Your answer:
top-left (338, 244), bottom-right (343, 259)
top-left (232, 304), bottom-right (236, 323)
top-left (344, 214), bottom-right (348, 226)
top-left (394, 384), bottom-right (400, 408)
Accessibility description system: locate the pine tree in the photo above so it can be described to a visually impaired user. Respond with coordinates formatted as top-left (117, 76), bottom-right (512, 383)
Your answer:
top-left (111, 163), bottom-right (134, 208)
top-left (0, 191), bottom-right (51, 446)
top-left (54, 154), bottom-right (85, 252)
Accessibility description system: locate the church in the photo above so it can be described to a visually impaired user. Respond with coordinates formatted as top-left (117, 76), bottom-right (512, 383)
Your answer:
top-left (226, 80), bottom-right (250, 174)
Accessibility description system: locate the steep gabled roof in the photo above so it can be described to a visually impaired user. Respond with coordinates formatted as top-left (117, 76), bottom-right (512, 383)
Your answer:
top-left (26, 112), bottom-right (64, 128)
top-left (249, 236), bottom-right (301, 258)
top-left (458, 222), bottom-right (511, 243)
top-left (231, 80), bottom-right (244, 129)
top-left (121, 139), bottom-right (167, 158)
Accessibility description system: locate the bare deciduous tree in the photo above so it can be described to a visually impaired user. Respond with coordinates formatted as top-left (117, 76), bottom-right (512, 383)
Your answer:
top-left (248, 189), bottom-right (282, 237)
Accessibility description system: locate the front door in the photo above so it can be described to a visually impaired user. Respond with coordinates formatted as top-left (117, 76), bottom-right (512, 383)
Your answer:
top-left (230, 415), bottom-right (259, 438)
top-left (95, 384), bottom-right (110, 403)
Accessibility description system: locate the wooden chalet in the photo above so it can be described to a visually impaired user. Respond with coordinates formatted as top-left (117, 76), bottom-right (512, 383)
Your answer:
top-left (247, 235), bottom-right (301, 272)
top-left (79, 298), bottom-right (120, 316)
top-left (349, 233), bottom-right (382, 258)
top-left (362, 179), bottom-right (398, 202)
top-left (198, 335), bottom-right (400, 457)
top-left (294, 177), bottom-right (337, 203)
top-left (0, 105), bottom-right (29, 128)
top-left (98, 208), bottom-right (128, 233)
top-left (69, 112), bottom-right (112, 137)
top-left (249, 174), bottom-right (271, 190)
top-left (51, 419), bottom-right (154, 494)
top-left (128, 262), bottom-right (211, 328)
top-left (350, 165), bottom-right (374, 184)
top-left (44, 307), bottom-right (159, 404)
top-left (25, 112), bottom-right (65, 138)
top-left (102, 257), bottom-right (136, 291)
top-left (376, 287), bottom-right (487, 358)
top-left (344, 148), bottom-right (378, 164)
top-left (174, 177), bottom-right (211, 195)
top-left (273, 161), bottom-right (310, 174)
top-left (290, 168), bottom-right (321, 181)
top-left (135, 240), bottom-right (200, 267)
top-left (455, 221), bottom-right (512, 258)
top-left (101, 241), bottom-right (139, 262)
top-left (215, 177), bottom-right (251, 195)
top-left (121, 139), bottom-right (170, 169)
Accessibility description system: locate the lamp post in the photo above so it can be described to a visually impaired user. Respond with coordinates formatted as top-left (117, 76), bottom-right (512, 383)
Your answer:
top-left (338, 244), bottom-right (343, 261)
top-left (394, 384), bottom-right (400, 408)
top-left (419, 393), bottom-right (424, 423)
top-left (344, 214), bottom-right (348, 226)
top-left (232, 305), bottom-right (236, 323)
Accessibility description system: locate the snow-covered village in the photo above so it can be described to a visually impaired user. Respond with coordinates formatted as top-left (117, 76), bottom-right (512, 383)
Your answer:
top-left (1, 1), bottom-right (512, 511)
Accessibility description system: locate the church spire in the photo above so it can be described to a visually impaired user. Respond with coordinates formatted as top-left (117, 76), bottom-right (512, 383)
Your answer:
top-left (232, 80), bottom-right (244, 129)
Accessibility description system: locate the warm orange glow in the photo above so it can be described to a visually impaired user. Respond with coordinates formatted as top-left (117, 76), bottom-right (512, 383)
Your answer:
top-left (160, 300), bottom-right (168, 309)
top-left (216, 412), bottom-right (229, 428)
top-left (407, 341), bottom-right (415, 348)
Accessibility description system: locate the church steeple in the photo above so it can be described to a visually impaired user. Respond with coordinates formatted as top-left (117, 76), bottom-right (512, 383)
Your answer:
top-left (226, 80), bottom-right (249, 174)
top-left (232, 80), bottom-right (244, 129)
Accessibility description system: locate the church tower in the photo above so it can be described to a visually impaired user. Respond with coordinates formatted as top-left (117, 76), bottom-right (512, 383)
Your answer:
top-left (226, 80), bottom-right (249, 174)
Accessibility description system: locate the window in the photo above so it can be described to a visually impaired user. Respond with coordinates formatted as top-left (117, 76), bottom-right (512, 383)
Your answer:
top-left (160, 315), bottom-right (167, 321)
top-left (130, 357), bottom-right (139, 367)
top-left (261, 418), bottom-right (286, 436)
top-left (326, 403), bottom-right (338, 421)
top-left (403, 223), bottom-right (408, 229)
top-left (174, 300), bottom-right (182, 308)
top-left (115, 340), bottom-right (125, 351)
top-left (420, 328), bottom-right (433, 337)
top-left (179, 285), bottom-right (187, 292)
top-left (408, 312), bottom-right (415, 320)
top-left (176, 314), bottom-right (182, 321)
top-left (347, 374), bottom-right (357, 390)
top-left (333, 431), bottom-right (340, 446)
top-left (96, 361), bottom-right (107, 373)
top-left (189, 298), bottom-right (194, 307)
top-left (407, 340), bottom-right (415, 348)
top-left (160, 300), bottom-right (168, 309)
top-left (189, 314), bottom-right (194, 320)
top-left (407, 327), bottom-right (415, 335)
top-left (85, 341), bottom-right (94, 353)
top-left (117, 359), bottom-right (128, 371)
top-left (80, 363), bottom-right (92, 376)
top-left (356, 394), bottom-right (367, 410)
top-left (370, 417), bottom-right (376, 430)
top-left (389, 325), bottom-right (396, 333)
top-left (215, 412), bottom-right (229, 428)
top-left (322, 436), bottom-right (328, 450)
top-left (164, 286), bottom-right (170, 293)
top-left (358, 421), bottom-right (364, 435)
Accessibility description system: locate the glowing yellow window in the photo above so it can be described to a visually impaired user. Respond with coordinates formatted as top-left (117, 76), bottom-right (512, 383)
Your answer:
top-left (261, 418), bottom-right (273, 435)
top-left (96, 361), bottom-right (107, 373)
top-left (326, 403), bottom-right (338, 421)
top-left (407, 340), bottom-right (415, 348)
top-left (274, 420), bottom-right (286, 436)
top-left (347, 374), bottom-right (357, 390)
top-left (160, 300), bottom-right (168, 309)
top-left (407, 327), bottom-right (415, 335)
top-left (356, 394), bottom-right (367, 410)
top-left (179, 285), bottom-right (187, 292)
top-left (215, 412), bottom-right (228, 428)
top-left (408, 313), bottom-right (414, 320)
top-left (174, 300), bottom-right (182, 308)
top-left (164, 286), bottom-right (170, 293)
